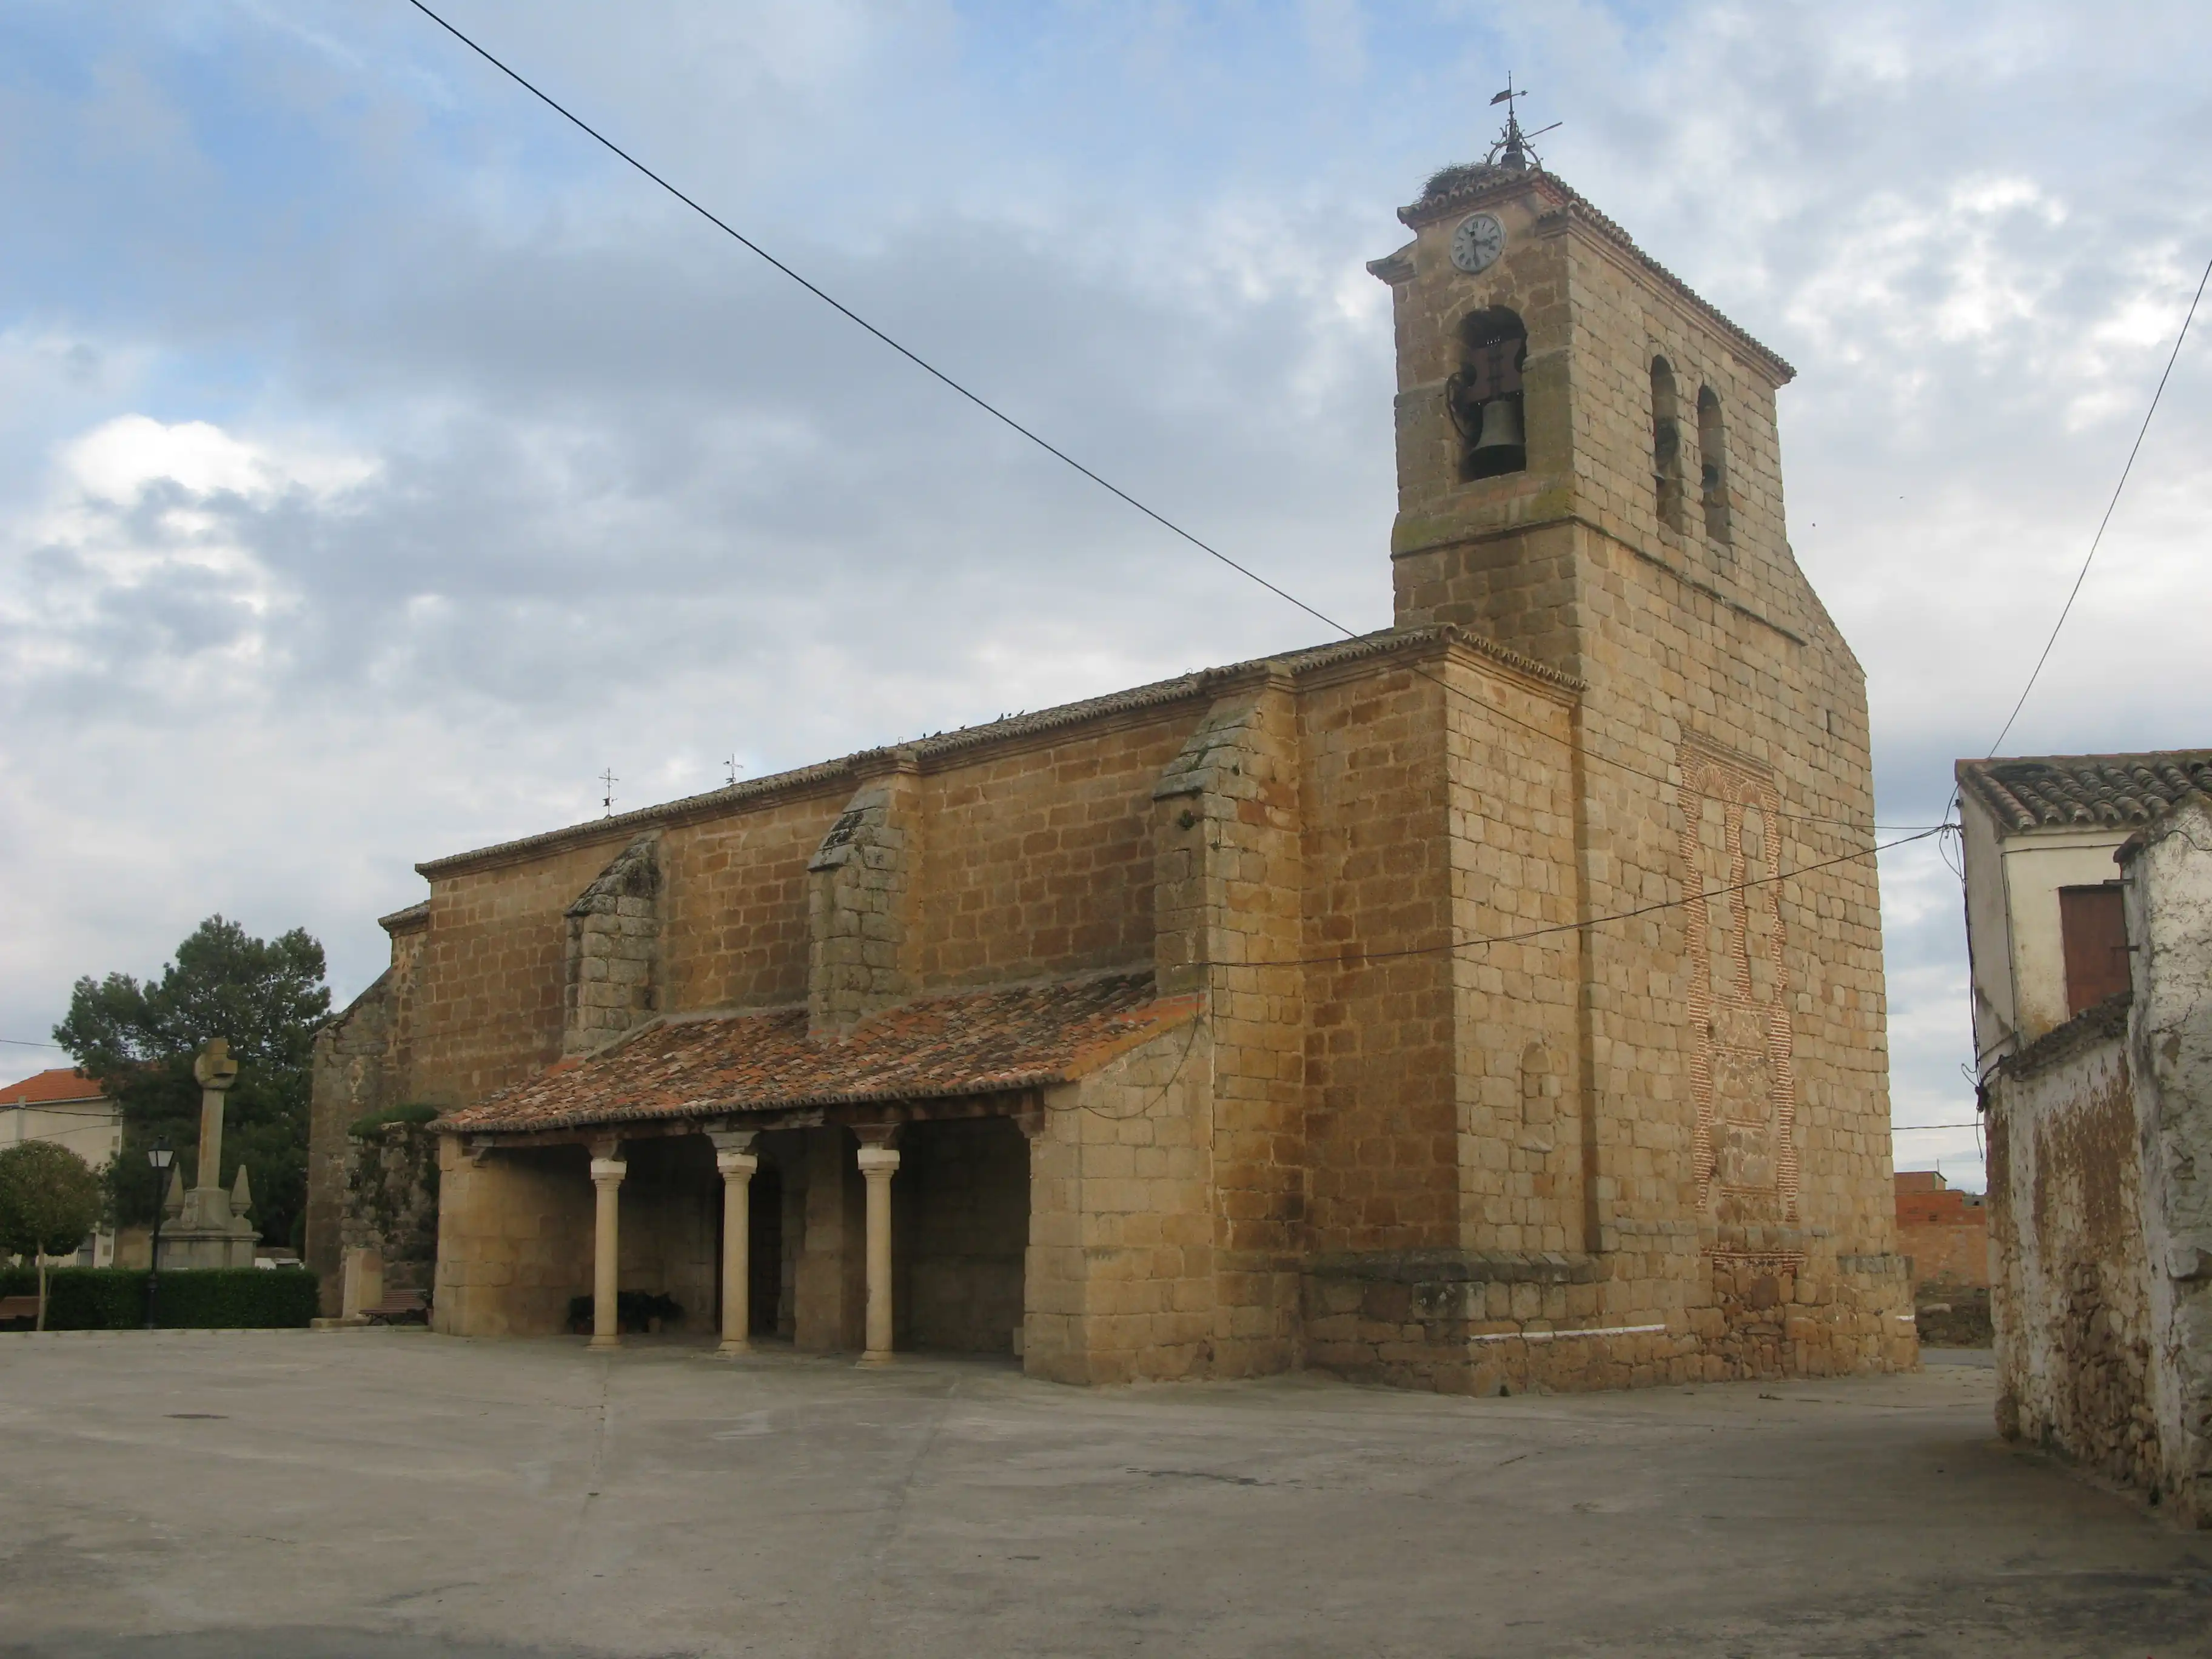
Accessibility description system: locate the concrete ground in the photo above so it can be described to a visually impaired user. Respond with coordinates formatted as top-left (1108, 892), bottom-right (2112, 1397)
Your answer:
top-left (1, 1333), bottom-right (2207, 1659)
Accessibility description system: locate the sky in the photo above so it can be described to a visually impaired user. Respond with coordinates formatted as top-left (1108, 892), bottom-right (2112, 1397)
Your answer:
top-left (4, 1), bottom-right (2209, 1192)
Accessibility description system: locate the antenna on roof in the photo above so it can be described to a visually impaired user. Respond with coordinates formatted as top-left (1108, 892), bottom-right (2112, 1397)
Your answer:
top-left (724, 756), bottom-right (741, 788)
top-left (600, 768), bottom-right (618, 817)
top-left (1486, 73), bottom-right (1560, 173)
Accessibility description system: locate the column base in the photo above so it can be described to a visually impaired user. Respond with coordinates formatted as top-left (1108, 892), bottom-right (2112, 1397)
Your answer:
top-left (856, 1350), bottom-right (896, 1368)
top-left (588, 1335), bottom-right (621, 1351)
top-left (717, 1337), bottom-right (751, 1356)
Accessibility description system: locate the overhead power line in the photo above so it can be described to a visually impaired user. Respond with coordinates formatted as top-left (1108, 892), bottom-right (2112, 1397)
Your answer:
top-left (1982, 252), bottom-right (2211, 760)
top-left (1285, 825), bottom-right (1945, 970)
top-left (401, 0), bottom-right (1932, 839)
top-left (0, 1037), bottom-right (65, 1049)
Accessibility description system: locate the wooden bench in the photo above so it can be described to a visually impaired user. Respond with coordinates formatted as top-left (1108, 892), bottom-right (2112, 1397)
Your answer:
top-left (366, 1288), bottom-right (431, 1326)
top-left (0, 1294), bottom-right (42, 1327)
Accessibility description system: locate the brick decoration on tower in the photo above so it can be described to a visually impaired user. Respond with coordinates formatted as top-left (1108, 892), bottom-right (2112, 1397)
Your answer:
top-left (1680, 737), bottom-right (1800, 1225)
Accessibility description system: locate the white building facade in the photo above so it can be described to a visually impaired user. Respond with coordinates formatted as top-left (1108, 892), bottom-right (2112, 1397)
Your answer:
top-left (1957, 752), bottom-right (2212, 1079)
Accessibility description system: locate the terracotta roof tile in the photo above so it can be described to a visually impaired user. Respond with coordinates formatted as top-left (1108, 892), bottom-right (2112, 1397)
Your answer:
top-left (1956, 751), bottom-right (2212, 834)
top-left (0, 1068), bottom-right (102, 1108)
top-left (442, 971), bottom-right (1194, 1135)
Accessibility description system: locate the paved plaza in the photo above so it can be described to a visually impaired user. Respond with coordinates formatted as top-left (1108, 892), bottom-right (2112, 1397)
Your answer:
top-left (1, 1332), bottom-right (2207, 1658)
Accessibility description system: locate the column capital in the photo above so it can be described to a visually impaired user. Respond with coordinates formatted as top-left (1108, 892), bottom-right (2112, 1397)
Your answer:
top-left (193, 1038), bottom-right (240, 1093)
top-left (589, 1157), bottom-right (628, 1185)
top-left (856, 1144), bottom-right (901, 1176)
top-left (707, 1127), bottom-right (760, 1155)
top-left (715, 1150), bottom-right (759, 1179)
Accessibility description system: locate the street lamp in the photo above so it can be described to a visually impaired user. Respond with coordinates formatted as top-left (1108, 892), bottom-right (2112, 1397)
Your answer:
top-left (145, 1139), bottom-right (175, 1331)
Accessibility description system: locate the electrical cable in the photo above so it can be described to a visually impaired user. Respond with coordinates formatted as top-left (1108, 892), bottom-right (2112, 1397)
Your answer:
top-left (1891, 1122), bottom-right (1983, 1131)
top-left (1937, 248), bottom-right (2211, 850)
top-left (1982, 251), bottom-right (2212, 762)
top-left (400, 0), bottom-right (1934, 839)
top-left (1281, 824), bottom-right (1944, 970)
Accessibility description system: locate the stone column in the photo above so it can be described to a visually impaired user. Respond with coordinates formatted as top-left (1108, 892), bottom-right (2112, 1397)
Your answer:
top-left (710, 1130), bottom-right (759, 1355)
top-left (190, 1039), bottom-right (240, 1225)
top-left (589, 1146), bottom-right (626, 1351)
top-left (856, 1131), bottom-right (900, 1366)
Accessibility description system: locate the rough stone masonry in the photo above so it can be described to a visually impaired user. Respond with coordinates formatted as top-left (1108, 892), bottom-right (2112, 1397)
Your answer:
top-left (309, 155), bottom-right (1912, 1392)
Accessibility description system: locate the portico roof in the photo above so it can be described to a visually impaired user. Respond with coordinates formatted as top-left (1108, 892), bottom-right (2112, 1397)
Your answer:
top-left (439, 970), bottom-right (1195, 1136)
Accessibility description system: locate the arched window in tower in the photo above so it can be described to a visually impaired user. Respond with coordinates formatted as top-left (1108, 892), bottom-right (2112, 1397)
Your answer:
top-left (1651, 357), bottom-right (1686, 532)
top-left (1697, 385), bottom-right (1732, 545)
top-left (1447, 307), bottom-right (1527, 481)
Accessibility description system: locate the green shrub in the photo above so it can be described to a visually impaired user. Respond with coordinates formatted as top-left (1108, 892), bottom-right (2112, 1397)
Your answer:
top-left (156, 1268), bottom-right (321, 1329)
top-left (0, 1267), bottom-right (321, 1330)
top-left (347, 1101), bottom-right (443, 1138)
top-left (0, 1267), bottom-right (146, 1330)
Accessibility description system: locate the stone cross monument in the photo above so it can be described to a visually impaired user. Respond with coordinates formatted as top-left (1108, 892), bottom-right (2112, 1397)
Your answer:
top-left (158, 1038), bottom-right (261, 1269)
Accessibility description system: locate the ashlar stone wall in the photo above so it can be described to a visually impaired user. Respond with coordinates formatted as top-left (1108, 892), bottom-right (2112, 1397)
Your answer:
top-left (1025, 1022), bottom-right (1215, 1385)
top-left (564, 833), bottom-right (662, 1056)
top-left (305, 903), bottom-right (426, 1307)
top-left (432, 1140), bottom-right (594, 1338)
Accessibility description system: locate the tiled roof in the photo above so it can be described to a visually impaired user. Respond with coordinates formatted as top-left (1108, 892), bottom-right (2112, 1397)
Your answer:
top-left (0, 1068), bottom-right (102, 1107)
top-left (1996, 988), bottom-right (2131, 1079)
top-left (441, 971), bottom-right (1195, 1135)
top-left (1956, 751), bottom-right (2212, 833)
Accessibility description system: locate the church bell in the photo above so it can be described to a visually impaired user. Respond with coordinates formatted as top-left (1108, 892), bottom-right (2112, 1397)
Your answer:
top-left (1468, 395), bottom-right (1525, 471)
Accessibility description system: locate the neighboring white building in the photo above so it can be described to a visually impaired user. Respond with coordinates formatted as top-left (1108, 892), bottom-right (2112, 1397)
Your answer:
top-left (1957, 751), bottom-right (2212, 1081)
top-left (0, 1067), bottom-right (123, 1266)
top-left (1982, 789), bottom-right (2212, 1526)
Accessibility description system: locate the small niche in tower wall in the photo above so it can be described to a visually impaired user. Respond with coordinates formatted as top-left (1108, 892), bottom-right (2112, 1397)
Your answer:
top-left (1448, 307), bottom-right (1527, 480)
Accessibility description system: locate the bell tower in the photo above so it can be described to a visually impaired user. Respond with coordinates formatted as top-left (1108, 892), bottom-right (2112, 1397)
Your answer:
top-left (1367, 133), bottom-right (1801, 677)
top-left (1367, 118), bottom-right (1892, 1297)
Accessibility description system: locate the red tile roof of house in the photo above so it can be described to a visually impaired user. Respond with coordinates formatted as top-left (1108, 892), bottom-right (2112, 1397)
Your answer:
top-left (0, 1068), bottom-right (103, 1108)
top-left (1957, 751), bottom-right (2212, 833)
top-left (441, 970), bottom-right (1196, 1135)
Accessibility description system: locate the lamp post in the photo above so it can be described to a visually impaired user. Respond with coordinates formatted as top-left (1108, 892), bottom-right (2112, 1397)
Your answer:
top-left (144, 1139), bottom-right (175, 1330)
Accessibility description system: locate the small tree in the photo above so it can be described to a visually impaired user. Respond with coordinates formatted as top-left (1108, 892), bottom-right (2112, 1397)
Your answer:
top-left (0, 1141), bottom-right (106, 1331)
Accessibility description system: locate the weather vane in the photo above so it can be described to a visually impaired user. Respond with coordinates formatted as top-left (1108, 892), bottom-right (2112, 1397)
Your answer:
top-left (1486, 73), bottom-right (1560, 173)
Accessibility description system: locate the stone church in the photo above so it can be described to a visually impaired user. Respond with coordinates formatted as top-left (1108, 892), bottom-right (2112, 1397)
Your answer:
top-left (309, 153), bottom-right (1913, 1391)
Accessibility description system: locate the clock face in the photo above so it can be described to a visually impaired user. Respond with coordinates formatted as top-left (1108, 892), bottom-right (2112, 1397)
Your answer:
top-left (1450, 212), bottom-right (1506, 275)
